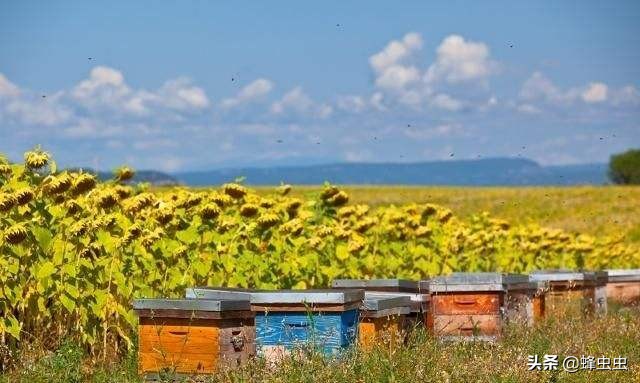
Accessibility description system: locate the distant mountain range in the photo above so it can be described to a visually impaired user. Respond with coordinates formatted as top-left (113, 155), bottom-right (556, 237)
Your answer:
top-left (173, 158), bottom-right (609, 186)
top-left (67, 168), bottom-right (181, 185)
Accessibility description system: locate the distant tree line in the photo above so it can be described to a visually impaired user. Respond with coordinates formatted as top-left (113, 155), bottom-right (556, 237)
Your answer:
top-left (609, 149), bottom-right (640, 185)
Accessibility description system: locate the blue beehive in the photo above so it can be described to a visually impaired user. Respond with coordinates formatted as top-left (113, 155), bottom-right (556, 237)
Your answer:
top-left (186, 288), bottom-right (363, 361)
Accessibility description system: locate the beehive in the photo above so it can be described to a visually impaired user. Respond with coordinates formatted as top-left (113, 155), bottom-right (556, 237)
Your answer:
top-left (358, 294), bottom-right (411, 350)
top-left (363, 291), bottom-right (430, 334)
top-left (332, 279), bottom-right (428, 331)
top-left (531, 280), bottom-right (547, 321)
top-left (605, 269), bottom-right (640, 306)
top-left (428, 272), bottom-right (536, 341)
top-left (332, 278), bottom-right (419, 293)
top-left (529, 270), bottom-right (596, 318)
top-left (133, 298), bottom-right (255, 380)
top-left (250, 289), bottom-right (362, 360)
top-left (186, 288), bottom-right (363, 361)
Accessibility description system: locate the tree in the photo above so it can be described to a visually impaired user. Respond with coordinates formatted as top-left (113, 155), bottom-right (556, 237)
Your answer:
top-left (608, 149), bottom-right (640, 185)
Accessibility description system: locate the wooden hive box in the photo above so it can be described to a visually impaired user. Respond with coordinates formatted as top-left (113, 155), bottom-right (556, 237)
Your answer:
top-left (362, 291), bottom-right (430, 334)
top-left (332, 279), bottom-right (429, 332)
top-left (133, 298), bottom-right (255, 381)
top-left (530, 280), bottom-right (547, 322)
top-left (529, 270), bottom-right (596, 318)
top-left (428, 272), bottom-right (536, 341)
top-left (605, 269), bottom-right (640, 306)
top-left (186, 288), bottom-right (363, 362)
top-left (358, 294), bottom-right (411, 350)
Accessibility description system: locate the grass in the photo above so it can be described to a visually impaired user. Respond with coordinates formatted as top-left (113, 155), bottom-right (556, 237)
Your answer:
top-left (251, 185), bottom-right (640, 244)
top-left (2, 308), bottom-right (639, 383)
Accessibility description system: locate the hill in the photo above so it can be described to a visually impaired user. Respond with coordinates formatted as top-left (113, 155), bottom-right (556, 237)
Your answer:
top-left (174, 158), bottom-right (608, 186)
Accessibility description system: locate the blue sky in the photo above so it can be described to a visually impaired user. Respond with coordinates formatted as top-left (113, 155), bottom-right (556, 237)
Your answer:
top-left (1, 1), bottom-right (639, 171)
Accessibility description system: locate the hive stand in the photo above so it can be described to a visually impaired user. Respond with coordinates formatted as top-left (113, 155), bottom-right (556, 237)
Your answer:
top-left (529, 270), bottom-right (597, 318)
top-left (605, 269), bottom-right (640, 306)
top-left (186, 288), bottom-right (363, 362)
top-left (133, 298), bottom-right (255, 381)
top-left (359, 294), bottom-right (411, 350)
top-left (428, 272), bottom-right (536, 341)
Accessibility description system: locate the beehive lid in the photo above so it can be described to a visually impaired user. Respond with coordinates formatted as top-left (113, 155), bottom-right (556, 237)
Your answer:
top-left (364, 291), bottom-right (429, 302)
top-left (185, 287), bottom-right (253, 300)
top-left (529, 269), bottom-right (595, 282)
top-left (331, 279), bottom-right (418, 292)
top-left (250, 289), bottom-right (364, 304)
top-left (605, 269), bottom-right (640, 282)
top-left (363, 294), bottom-right (411, 311)
top-left (133, 298), bottom-right (250, 312)
top-left (583, 271), bottom-right (608, 284)
top-left (429, 272), bottom-right (531, 292)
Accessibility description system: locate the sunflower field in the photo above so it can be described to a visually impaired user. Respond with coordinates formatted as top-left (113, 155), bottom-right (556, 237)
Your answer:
top-left (1, 148), bottom-right (638, 359)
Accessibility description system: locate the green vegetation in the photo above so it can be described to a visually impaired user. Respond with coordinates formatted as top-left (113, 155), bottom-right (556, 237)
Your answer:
top-left (609, 149), bottom-right (640, 185)
top-left (2, 149), bottom-right (639, 382)
top-left (2, 310), bottom-right (639, 383)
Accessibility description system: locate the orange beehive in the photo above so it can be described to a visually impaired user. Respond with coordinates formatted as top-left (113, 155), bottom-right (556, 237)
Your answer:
top-left (428, 273), bottom-right (536, 341)
top-left (358, 294), bottom-right (411, 350)
top-left (133, 298), bottom-right (255, 380)
top-left (606, 269), bottom-right (640, 306)
top-left (529, 270), bottom-right (598, 318)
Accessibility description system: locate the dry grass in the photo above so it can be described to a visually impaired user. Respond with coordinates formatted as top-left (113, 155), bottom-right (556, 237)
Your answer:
top-left (3, 308), bottom-right (639, 383)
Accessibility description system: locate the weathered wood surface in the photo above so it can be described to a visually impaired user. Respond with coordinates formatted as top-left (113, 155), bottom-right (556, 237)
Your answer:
top-left (544, 288), bottom-right (594, 317)
top-left (251, 301), bottom-right (360, 312)
top-left (138, 317), bottom-right (255, 375)
top-left (255, 309), bottom-right (358, 357)
top-left (433, 314), bottom-right (501, 337)
top-left (358, 315), bottom-right (404, 350)
top-left (606, 282), bottom-right (640, 305)
top-left (504, 291), bottom-right (534, 326)
top-left (135, 309), bottom-right (255, 320)
top-left (532, 295), bottom-right (545, 321)
top-left (431, 292), bottom-right (502, 315)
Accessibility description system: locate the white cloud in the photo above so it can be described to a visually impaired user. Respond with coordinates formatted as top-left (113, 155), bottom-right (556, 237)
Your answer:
top-left (157, 78), bottom-right (210, 110)
top-left (581, 82), bottom-right (608, 103)
top-left (369, 32), bottom-right (422, 74)
top-left (516, 103), bottom-right (541, 114)
top-left (424, 35), bottom-right (495, 83)
top-left (221, 78), bottom-right (273, 109)
top-left (520, 72), bottom-right (637, 109)
top-left (71, 66), bottom-right (209, 114)
top-left (611, 85), bottom-right (640, 106)
top-left (375, 66), bottom-right (421, 91)
top-left (429, 93), bottom-right (463, 111)
top-left (368, 33), bottom-right (498, 111)
top-left (337, 95), bottom-right (367, 113)
top-left (270, 87), bottom-right (332, 118)
top-left (4, 95), bottom-right (72, 126)
top-left (369, 32), bottom-right (423, 92)
top-left (370, 92), bottom-right (386, 111)
top-left (0, 73), bottom-right (21, 98)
